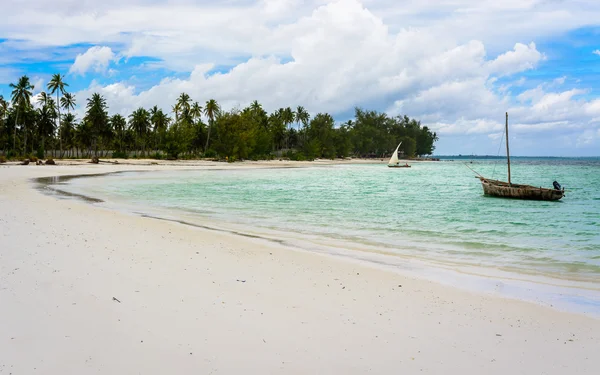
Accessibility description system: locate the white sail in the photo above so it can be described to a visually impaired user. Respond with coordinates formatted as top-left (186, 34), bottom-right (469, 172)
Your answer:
top-left (388, 142), bottom-right (401, 166)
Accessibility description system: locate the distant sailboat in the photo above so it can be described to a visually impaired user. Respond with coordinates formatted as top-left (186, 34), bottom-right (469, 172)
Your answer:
top-left (476, 113), bottom-right (564, 201)
top-left (388, 142), bottom-right (410, 168)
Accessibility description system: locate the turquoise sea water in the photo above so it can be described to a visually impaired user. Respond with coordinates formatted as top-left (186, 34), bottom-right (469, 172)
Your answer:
top-left (57, 158), bottom-right (600, 314)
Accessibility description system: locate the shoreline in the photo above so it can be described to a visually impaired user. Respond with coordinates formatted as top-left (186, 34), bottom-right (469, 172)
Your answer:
top-left (1, 163), bottom-right (600, 374)
top-left (38, 167), bottom-right (600, 318)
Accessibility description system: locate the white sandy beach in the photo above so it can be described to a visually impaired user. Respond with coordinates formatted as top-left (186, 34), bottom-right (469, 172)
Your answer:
top-left (1, 160), bottom-right (599, 374)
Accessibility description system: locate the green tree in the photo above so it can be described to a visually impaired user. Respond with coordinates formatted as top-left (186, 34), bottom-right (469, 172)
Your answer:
top-left (9, 75), bottom-right (34, 152)
top-left (60, 92), bottom-right (76, 114)
top-left (47, 73), bottom-right (68, 157)
top-left (307, 113), bottom-right (336, 158)
top-left (83, 93), bottom-right (109, 156)
top-left (295, 105), bottom-right (310, 145)
top-left (150, 106), bottom-right (170, 151)
top-left (37, 97), bottom-right (57, 157)
top-left (204, 99), bottom-right (220, 152)
top-left (61, 113), bottom-right (77, 157)
top-left (129, 108), bottom-right (150, 156)
top-left (0, 96), bottom-right (8, 151)
top-left (281, 107), bottom-right (294, 149)
top-left (110, 114), bottom-right (127, 153)
top-left (176, 93), bottom-right (192, 122)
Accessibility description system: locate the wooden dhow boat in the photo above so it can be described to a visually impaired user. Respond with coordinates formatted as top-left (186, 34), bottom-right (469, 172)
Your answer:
top-left (477, 113), bottom-right (564, 201)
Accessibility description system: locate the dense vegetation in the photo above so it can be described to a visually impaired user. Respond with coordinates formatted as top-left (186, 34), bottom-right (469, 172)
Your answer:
top-left (0, 75), bottom-right (438, 161)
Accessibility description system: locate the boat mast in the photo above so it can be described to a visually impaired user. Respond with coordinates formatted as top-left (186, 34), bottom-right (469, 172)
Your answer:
top-left (505, 112), bottom-right (511, 185)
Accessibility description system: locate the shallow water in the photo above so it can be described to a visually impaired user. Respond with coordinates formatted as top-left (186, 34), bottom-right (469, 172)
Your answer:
top-left (53, 158), bottom-right (600, 315)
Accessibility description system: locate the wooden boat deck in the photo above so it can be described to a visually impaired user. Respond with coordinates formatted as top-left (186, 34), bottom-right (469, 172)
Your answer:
top-left (478, 177), bottom-right (564, 201)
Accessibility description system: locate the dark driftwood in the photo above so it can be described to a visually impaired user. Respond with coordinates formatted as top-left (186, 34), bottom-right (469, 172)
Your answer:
top-left (478, 177), bottom-right (564, 201)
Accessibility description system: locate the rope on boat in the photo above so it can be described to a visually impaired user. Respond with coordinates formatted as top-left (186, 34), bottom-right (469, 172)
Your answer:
top-left (491, 123), bottom-right (506, 180)
top-left (464, 163), bottom-right (484, 178)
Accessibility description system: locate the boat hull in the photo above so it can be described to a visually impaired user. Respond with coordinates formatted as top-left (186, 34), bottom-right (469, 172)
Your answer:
top-left (388, 165), bottom-right (411, 168)
top-left (478, 177), bottom-right (564, 201)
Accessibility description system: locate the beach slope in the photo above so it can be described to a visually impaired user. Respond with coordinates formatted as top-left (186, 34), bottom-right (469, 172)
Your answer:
top-left (1, 164), bottom-right (599, 374)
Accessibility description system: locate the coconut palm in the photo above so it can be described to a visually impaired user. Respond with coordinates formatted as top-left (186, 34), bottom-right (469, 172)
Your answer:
top-left (0, 96), bottom-right (8, 150)
top-left (295, 105), bottom-right (309, 145)
top-left (176, 93), bottom-right (192, 122)
top-left (281, 107), bottom-right (294, 149)
top-left (172, 103), bottom-right (180, 122)
top-left (150, 106), bottom-right (170, 150)
top-left (37, 98), bottom-right (57, 156)
top-left (37, 92), bottom-right (52, 108)
top-left (84, 93), bottom-right (109, 156)
top-left (250, 100), bottom-right (262, 114)
top-left (47, 74), bottom-right (68, 157)
top-left (61, 113), bottom-right (77, 157)
top-left (129, 107), bottom-right (150, 156)
top-left (203, 99), bottom-right (220, 152)
top-left (110, 114), bottom-right (127, 153)
top-left (0, 96), bottom-right (8, 119)
top-left (9, 75), bottom-right (34, 152)
top-left (190, 102), bottom-right (203, 123)
top-left (60, 92), bottom-right (76, 114)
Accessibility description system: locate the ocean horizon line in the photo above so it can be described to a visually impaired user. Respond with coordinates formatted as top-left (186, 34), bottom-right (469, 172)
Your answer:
top-left (432, 154), bottom-right (600, 159)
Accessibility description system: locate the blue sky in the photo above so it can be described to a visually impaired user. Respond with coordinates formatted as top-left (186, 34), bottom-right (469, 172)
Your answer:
top-left (1, 0), bottom-right (600, 156)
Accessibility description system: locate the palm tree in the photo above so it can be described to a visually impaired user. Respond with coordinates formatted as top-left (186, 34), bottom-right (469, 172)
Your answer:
top-left (60, 92), bottom-right (76, 114)
top-left (150, 106), bottom-right (170, 150)
top-left (47, 74), bottom-right (68, 157)
top-left (37, 92), bottom-right (50, 107)
top-left (9, 75), bottom-right (34, 152)
top-left (203, 99), bottom-right (220, 152)
top-left (129, 107), bottom-right (150, 156)
top-left (282, 107), bottom-right (294, 149)
top-left (84, 93), bottom-right (109, 156)
top-left (172, 103), bottom-right (180, 122)
top-left (0, 96), bottom-right (8, 151)
top-left (176, 93), bottom-right (192, 122)
top-left (0, 96), bottom-right (7, 119)
top-left (295, 105), bottom-right (309, 145)
top-left (37, 98), bottom-right (57, 156)
top-left (190, 101), bottom-right (203, 123)
top-left (110, 114), bottom-right (127, 153)
top-left (250, 100), bottom-right (262, 114)
top-left (61, 113), bottom-right (77, 157)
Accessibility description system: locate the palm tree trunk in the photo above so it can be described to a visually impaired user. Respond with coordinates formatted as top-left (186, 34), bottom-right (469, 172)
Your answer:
top-left (23, 124), bottom-right (27, 156)
top-left (204, 120), bottom-right (212, 152)
top-left (57, 92), bottom-right (62, 158)
top-left (13, 109), bottom-right (19, 152)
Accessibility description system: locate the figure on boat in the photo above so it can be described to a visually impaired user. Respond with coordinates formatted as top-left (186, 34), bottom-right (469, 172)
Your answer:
top-left (476, 113), bottom-right (564, 201)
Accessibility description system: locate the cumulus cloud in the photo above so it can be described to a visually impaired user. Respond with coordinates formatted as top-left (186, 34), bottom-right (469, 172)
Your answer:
top-left (593, 49), bottom-right (600, 56)
top-left (487, 42), bottom-right (543, 76)
top-left (69, 46), bottom-right (118, 76)
top-left (2, 0), bottom-right (600, 155)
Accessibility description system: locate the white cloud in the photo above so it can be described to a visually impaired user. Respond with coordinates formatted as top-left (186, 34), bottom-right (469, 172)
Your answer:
top-left (487, 42), bottom-right (543, 76)
top-left (64, 1), bottom-right (600, 156)
top-left (69, 46), bottom-right (118, 76)
top-left (553, 76), bottom-right (566, 85)
top-left (2, 0), bottom-right (600, 155)
top-left (593, 49), bottom-right (600, 56)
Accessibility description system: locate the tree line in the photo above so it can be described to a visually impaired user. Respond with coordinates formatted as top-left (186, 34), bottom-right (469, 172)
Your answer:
top-left (0, 74), bottom-right (438, 161)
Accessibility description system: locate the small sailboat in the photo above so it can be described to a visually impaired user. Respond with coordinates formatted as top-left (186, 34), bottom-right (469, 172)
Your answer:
top-left (388, 142), bottom-right (411, 168)
top-left (477, 113), bottom-right (564, 201)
